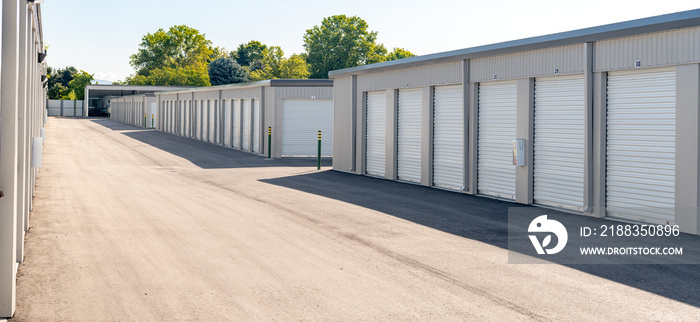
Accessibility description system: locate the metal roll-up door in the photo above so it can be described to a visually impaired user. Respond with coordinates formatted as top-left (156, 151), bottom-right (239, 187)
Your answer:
top-left (534, 75), bottom-right (585, 211)
top-left (433, 85), bottom-right (464, 190)
top-left (233, 100), bottom-right (241, 149)
top-left (477, 81), bottom-right (517, 199)
top-left (208, 100), bottom-right (216, 143)
top-left (366, 91), bottom-right (387, 177)
top-left (606, 67), bottom-right (676, 224)
top-left (281, 100), bottom-right (334, 157)
top-left (397, 88), bottom-right (423, 183)
top-left (200, 100), bottom-right (206, 140)
top-left (253, 100), bottom-right (261, 153)
top-left (242, 99), bottom-right (251, 150)
top-left (224, 100), bottom-right (231, 147)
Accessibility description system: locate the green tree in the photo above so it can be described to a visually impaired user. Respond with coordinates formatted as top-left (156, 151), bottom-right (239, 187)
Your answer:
top-left (279, 54), bottom-right (310, 79)
top-left (67, 70), bottom-right (94, 100)
top-left (60, 90), bottom-right (77, 101)
top-left (208, 57), bottom-right (249, 85)
top-left (130, 25), bottom-right (214, 77)
top-left (125, 66), bottom-right (210, 87)
top-left (303, 15), bottom-right (387, 78)
top-left (48, 83), bottom-right (68, 100)
top-left (232, 41), bottom-right (267, 70)
top-left (249, 48), bottom-right (310, 81)
top-left (385, 48), bottom-right (415, 61)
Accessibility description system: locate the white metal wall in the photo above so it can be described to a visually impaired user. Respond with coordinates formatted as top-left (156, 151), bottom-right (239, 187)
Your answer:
top-left (606, 67), bottom-right (676, 224)
top-left (281, 100), bottom-right (334, 157)
top-left (433, 85), bottom-right (464, 190)
top-left (365, 91), bottom-right (387, 177)
top-left (397, 88), bottom-right (423, 183)
top-left (477, 81), bottom-right (517, 199)
top-left (533, 75), bottom-right (585, 211)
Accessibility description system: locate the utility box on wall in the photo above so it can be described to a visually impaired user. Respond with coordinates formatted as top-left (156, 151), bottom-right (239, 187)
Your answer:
top-left (513, 139), bottom-right (526, 166)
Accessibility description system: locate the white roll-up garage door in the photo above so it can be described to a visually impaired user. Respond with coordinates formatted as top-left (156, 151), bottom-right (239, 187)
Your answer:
top-left (233, 100), bottom-right (241, 149)
top-left (606, 67), bottom-right (676, 224)
top-left (281, 100), bottom-right (334, 157)
top-left (208, 100), bottom-right (215, 143)
top-left (397, 88), bottom-right (423, 183)
top-left (433, 85), bottom-right (464, 190)
top-left (224, 100), bottom-right (231, 147)
top-left (366, 91), bottom-right (387, 177)
top-left (242, 99), bottom-right (251, 151)
top-left (534, 75), bottom-right (585, 211)
top-left (253, 100), bottom-right (261, 153)
top-left (478, 81), bottom-right (517, 199)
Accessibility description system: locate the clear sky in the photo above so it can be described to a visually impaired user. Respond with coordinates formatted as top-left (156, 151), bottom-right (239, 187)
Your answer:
top-left (42, 0), bottom-right (699, 82)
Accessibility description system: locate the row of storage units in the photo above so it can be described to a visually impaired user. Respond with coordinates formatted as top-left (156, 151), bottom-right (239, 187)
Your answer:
top-left (110, 80), bottom-right (334, 158)
top-left (109, 94), bottom-right (157, 128)
top-left (330, 11), bottom-right (700, 235)
top-left (47, 99), bottom-right (84, 116)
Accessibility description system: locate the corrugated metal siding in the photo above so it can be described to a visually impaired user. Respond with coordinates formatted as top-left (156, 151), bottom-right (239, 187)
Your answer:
top-left (595, 26), bottom-right (700, 72)
top-left (397, 89), bottom-right (423, 183)
top-left (357, 61), bottom-right (463, 92)
top-left (606, 67), bottom-right (676, 224)
top-left (477, 81), bottom-right (517, 200)
top-left (471, 44), bottom-right (584, 82)
top-left (433, 85), bottom-right (464, 191)
top-left (275, 86), bottom-right (333, 100)
top-left (366, 91), bottom-right (387, 177)
top-left (533, 75), bottom-right (585, 211)
top-left (221, 87), bottom-right (262, 99)
top-left (193, 91), bottom-right (219, 100)
top-left (281, 100), bottom-right (334, 157)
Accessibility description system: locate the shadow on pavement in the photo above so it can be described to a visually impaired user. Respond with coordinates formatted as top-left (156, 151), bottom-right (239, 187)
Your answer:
top-left (92, 119), bottom-right (330, 169)
top-left (260, 170), bottom-right (700, 308)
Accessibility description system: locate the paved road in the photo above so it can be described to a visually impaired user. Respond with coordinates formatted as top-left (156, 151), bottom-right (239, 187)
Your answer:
top-left (12, 117), bottom-right (700, 321)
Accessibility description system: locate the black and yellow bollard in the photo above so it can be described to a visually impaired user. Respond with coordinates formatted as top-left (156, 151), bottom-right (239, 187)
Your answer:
top-left (317, 130), bottom-right (322, 170)
top-left (144, 113), bottom-right (147, 128)
top-left (268, 127), bottom-right (272, 159)
top-left (151, 114), bottom-right (154, 129)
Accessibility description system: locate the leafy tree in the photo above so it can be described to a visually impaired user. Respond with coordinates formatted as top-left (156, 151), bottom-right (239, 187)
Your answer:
top-left (208, 57), bottom-right (249, 85)
top-left (60, 90), bottom-right (77, 101)
top-left (303, 15), bottom-right (387, 78)
top-left (130, 25), bottom-right (214, 77)
top-left (67, 70), bottom-right (94, 100)
top-left (125, 66), bottom-right (210, 87)
top-left (279, 54), bottom-right (310, 79)
top-left (47, 66), bottom-right (77, 95)
top-left (385, 48), bottom-right (415, 61)
top-left (48, 83), bottom-right (68, 100)
top-left (232, 41), bottom-right (267, 70)
top-left (249, 48), bottom-right (310, 81)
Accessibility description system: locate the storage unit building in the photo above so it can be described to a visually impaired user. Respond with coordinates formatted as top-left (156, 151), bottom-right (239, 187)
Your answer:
top-left (329, 9), bottom-right (700, 235)
top-left (111, 80), bottom-right (334, 158)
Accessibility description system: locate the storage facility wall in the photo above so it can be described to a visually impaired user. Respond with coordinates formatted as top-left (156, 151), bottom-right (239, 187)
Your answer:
top-left (1, 1), bottom-right (48, 317)
top-left (331, 25), bottom-right (700, 235)
top-left (109, 96), bottom-right (155, 129)
top-left (151, 85), bottom-right (334, 158)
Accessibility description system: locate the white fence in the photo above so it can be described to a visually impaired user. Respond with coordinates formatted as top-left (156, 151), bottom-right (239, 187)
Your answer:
top-left (47, 99), bottom-right (83, 117)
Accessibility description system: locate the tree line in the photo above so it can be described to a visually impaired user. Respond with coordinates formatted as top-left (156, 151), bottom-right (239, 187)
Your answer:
top-left (47, 66), bottom-right (94, 100)
top-left (119, 15), bottom-right (415, 86)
